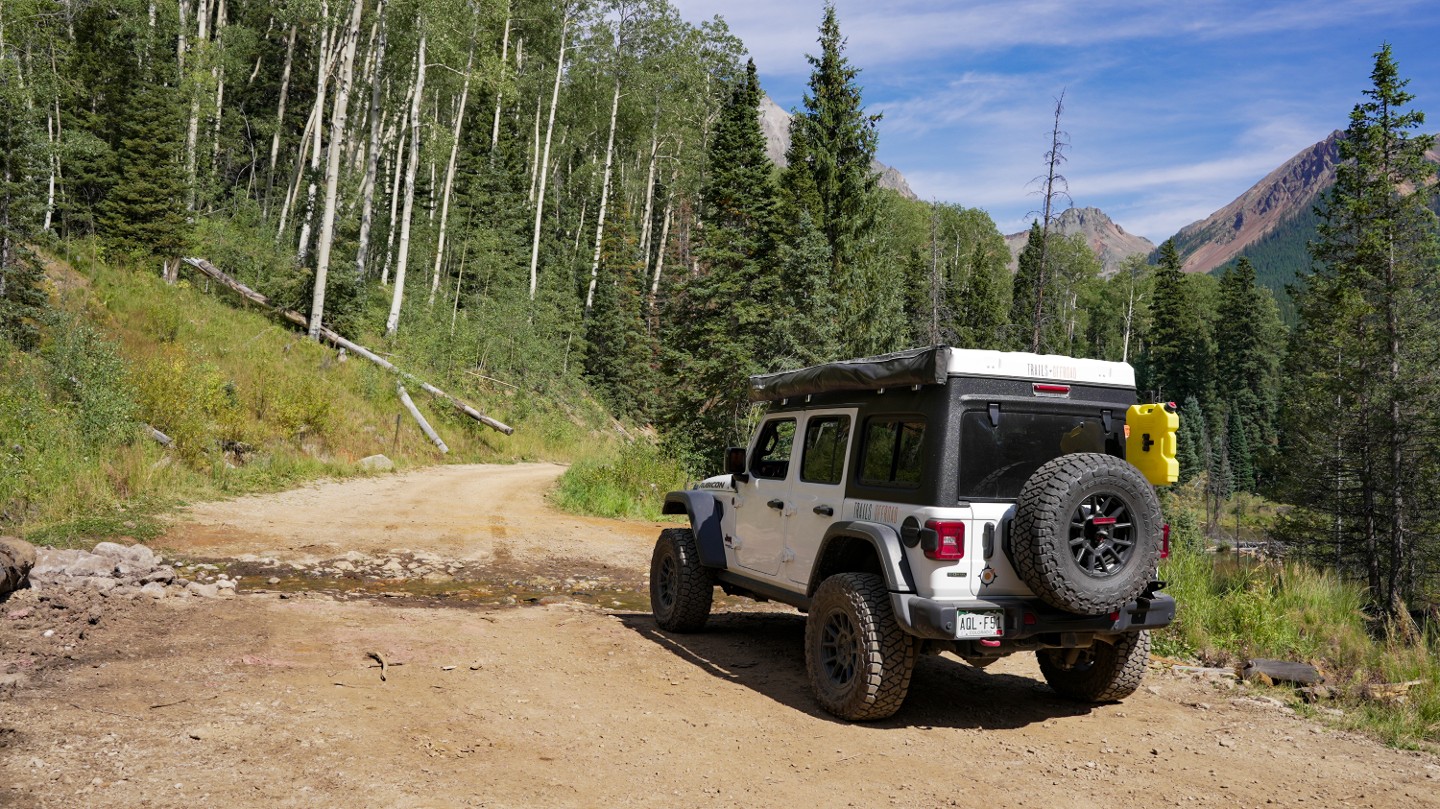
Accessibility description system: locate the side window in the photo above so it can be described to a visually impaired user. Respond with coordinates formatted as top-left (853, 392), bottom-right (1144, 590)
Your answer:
top-left (859, 417), bottom-right (926, 487)
top-left (800, 416), bottom-right (851, 485)
top-left (750, 418), bottom-right (797, 480)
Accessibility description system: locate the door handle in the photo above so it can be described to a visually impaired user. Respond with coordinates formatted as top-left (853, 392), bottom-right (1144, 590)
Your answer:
top-left (813, 505), bottom-right (834, 517)
top-left (767, 499), bottom-right (785, 510)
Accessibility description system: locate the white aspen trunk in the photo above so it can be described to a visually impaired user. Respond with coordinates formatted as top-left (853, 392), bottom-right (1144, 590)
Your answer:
top-left (277, 98), bottom-right (320, 239)
top-left (297, 0), bottom-right (332, 263)
top-left (381, 66), bottom-right (415, 285)
top-left (183, 0), bottom-right (210, 210)
top-left (649, 189), bottom-right (673, 300)
top-left (491, 7), bottom-right (510, 152)
top-left (527, 93), bottom-right (541, 203)
top-left (380, 100), bottom-right (406, 285)
top-left (43, 113), bottom-right (56, 232)
top-left (527, 15), bottom-right (567, 300)
top-left (264, 23), bottom-right (298, 215)
top-left (309, 0), bottom-right (362, 340)
top-left (385, 28), bottom-right (426, 336)
top-left (638, 115), bottom-right (659, 273)
top-left (584, 77), bottom-right (622, 312)
top-left (348, 16), bottom-right (379, 170)
top-left (427, 158), bottom-right (436, 221)
top-left (397, 384), bottom-right (449, 453)
top-left (208, 0), bottom-right (227, 172)
top-left (429, 38), bottom-right (474, 307)
top-left (354, 0), bottom-right (388, 279)
top-left (176, 0), bottom-right (188, 72)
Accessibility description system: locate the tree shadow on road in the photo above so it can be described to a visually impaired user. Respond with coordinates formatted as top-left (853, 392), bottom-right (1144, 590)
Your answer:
top-left (615, 609), bottom-right (1097, 729)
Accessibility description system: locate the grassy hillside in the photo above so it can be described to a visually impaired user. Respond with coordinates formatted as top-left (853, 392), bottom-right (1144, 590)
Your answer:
top-left (1, 244), bottom-right (626, 546)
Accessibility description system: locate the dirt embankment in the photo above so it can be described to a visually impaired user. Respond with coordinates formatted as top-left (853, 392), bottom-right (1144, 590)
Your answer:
top-left (2, 463), bottom-right (1437, 808)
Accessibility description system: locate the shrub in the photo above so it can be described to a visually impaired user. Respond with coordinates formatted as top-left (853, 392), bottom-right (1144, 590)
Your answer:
top-left (552, 441), bottom-right (690, 521)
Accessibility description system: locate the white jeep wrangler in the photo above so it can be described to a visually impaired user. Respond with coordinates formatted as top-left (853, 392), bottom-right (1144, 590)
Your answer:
top-left (650, 346), bottom-right (1179, 721)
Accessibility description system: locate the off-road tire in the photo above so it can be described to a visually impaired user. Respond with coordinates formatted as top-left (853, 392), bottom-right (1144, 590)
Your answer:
top-left (1011, 453), bottom-right (1163, 615)
top-left (649, 528), bottom-right (715, 632)
top-left (1038, 630), bottom-right (1151, 702)
top-left (804, 572), bottom-right (918, 721)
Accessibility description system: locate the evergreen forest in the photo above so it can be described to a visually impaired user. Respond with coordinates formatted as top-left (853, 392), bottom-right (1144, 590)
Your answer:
top-left (1, 1), bottom-right (1439, 627)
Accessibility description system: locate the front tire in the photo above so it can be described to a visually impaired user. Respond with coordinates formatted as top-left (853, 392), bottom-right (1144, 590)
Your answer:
top-left (805, 572), bottom-right (918, 721)
top-left (649, 528), bottom-right (714, 632)
top-left (1037, 630), bottom-right (1151, 702)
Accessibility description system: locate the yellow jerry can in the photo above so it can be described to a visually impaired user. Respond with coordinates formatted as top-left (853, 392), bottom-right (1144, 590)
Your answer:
top-left (1125, 403), bottom-right (1179, 486)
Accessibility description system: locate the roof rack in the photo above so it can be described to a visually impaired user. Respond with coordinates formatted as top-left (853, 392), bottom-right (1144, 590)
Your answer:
top-left (747, 346), bottom-right (1136, 403)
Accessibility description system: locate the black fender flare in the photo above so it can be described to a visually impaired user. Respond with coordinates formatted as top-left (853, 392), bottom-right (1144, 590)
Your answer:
top-left (661, 491), bottom-right (728, 569)
top-left (807, 520), bottom-right (916, 596)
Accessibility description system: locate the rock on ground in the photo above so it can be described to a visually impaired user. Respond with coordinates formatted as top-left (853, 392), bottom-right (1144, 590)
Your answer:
top-left (1, 536), bottom-right (37, 596)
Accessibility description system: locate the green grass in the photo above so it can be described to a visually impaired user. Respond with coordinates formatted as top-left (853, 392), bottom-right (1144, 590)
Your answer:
top-left (550, 441), bottom-right (691, 521)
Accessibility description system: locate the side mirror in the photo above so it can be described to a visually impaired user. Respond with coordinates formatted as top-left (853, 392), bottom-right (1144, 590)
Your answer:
top-left (725, 447), bottom-right (750, 483)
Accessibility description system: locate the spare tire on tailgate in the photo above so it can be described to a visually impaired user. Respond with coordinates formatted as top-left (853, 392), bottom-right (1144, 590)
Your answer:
top-left (1011, 453), bottom-right (1163, 615)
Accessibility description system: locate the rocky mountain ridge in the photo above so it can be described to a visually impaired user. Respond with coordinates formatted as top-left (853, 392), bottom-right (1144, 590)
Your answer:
top-left (1003, 207), bottom-right (1156, 277)
top-left (1170, 132), bottom-right (1344, 275)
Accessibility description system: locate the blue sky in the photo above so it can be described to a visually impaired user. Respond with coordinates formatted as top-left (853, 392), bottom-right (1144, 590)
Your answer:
top-left (670, 0), bottom-right (1440, 243)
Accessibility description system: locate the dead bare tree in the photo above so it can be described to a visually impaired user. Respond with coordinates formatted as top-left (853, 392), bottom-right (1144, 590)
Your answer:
top-left (1027, 89), bottom-right (1071, 353)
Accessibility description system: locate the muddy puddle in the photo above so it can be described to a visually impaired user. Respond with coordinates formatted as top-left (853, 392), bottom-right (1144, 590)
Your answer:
top-left (169, 553), bottom-right (657, 612)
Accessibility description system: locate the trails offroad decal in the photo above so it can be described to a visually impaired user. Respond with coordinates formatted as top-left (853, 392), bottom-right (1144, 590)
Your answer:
top-left (852, 502), bottom-right (900, 524)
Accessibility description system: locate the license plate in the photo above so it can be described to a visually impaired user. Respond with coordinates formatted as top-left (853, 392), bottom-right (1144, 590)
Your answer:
top-left (955, 610), bottom-right (1003, 638)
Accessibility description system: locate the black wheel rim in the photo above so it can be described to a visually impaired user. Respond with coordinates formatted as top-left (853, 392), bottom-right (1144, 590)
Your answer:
top-left (657, 552), bottom-right (677, 611)
top-left (1068, 492), bottom-right (1136, 577)
top-left (819, 609), bottom-right (859, 688)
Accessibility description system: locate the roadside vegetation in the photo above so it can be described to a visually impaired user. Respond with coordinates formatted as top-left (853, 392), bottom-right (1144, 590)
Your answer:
top-left (1158, 490), bottom-right (1439, 750)
top-left (2, 243), bottom-right (621, 547)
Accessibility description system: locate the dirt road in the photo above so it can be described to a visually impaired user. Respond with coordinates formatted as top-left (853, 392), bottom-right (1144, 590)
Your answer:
top-left (2, 464), bottom-right (1437, 808)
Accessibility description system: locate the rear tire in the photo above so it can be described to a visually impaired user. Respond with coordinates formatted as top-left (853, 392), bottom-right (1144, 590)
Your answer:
top-left (1037, 630), bottom-right (1151, 702)
top-left (805, 572), bottom-right (918, 721)
top-left (1012, 453), bottom-right (1163, 615)
top-left (649, 528), bottom-right (714, 632)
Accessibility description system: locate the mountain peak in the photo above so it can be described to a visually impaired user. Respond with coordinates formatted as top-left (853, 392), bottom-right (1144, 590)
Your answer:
top-left (1003, 206), bottom-right (1156, 277)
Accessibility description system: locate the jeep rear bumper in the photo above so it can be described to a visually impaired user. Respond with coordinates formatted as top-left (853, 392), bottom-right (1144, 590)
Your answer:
top-left (895, 589), bottom-right (1175, 643)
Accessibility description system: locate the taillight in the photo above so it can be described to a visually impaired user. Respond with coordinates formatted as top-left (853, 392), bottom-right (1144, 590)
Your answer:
top-left (922, 519), bottom-right (965, 560)
top-left (1161, 523), bottom-right (1171, 560)
top-left (1033, 383), bottom-right (1070, 397)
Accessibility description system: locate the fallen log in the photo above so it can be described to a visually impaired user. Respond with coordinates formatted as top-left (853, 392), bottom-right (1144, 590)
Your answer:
top-left (180, 257), bottom-right (514, 435)
top-left (397, 384), bottom-right (448, 453)
top-left (143, 424), bottom-right (174, 447)
top-left (1242, 659), bottom-right (1326, 686)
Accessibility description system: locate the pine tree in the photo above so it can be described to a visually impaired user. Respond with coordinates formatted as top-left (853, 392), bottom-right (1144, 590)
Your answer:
top-left (1213, 257), bottom-right (1283, 483)
top-left (1177, 395), bottom-right (1208, 485)
top-left (1279, 44), bottom-right (1440, 610)
top-left (775, 211), bottom-right (838, 365)
top-left (781, 1), bottom-right (881, 353)
top-left (660, 59), bottom-right (782, 462)
top-left (99, 80), bottom-right (191, 275)
top-left (1009, 221), bottom-right (1044, 350)
top-left (0, 59), bottom-right (48, 350)
top-left (1227, 407), bottom-right (1255, 492)
top-left (1145, 239), bottom-right (1212, 403)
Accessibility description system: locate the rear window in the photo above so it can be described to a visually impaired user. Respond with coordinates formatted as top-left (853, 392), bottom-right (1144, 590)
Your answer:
top-left (958, 410), bottom-right (1113, 499)
top-left (859, 418), bottom-right (926, 488)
